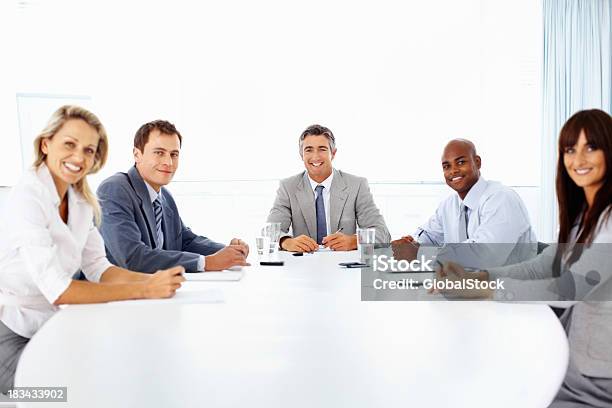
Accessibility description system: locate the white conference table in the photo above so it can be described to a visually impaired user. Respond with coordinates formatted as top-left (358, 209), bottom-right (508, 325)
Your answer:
top-left (14, 250), bottom-right (568, 408)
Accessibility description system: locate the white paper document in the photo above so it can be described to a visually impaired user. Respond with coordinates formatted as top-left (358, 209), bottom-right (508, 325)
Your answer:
top-left (107, 289), bottom-right (225, 305)
top-left (184, 270), bottom-right (244, 281)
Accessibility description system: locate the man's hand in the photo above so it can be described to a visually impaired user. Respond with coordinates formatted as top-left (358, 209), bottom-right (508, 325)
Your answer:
top-left (322, 233), bottom-right (357, 251)
top-left (205, 246), bottom-right (250, 271)
top-left (430, 261), bottom-right (491, 298)
top-left (229, 238), bottom-right (249, 257)
top-left (391, 235), bottom-right (419, 261)
top-left (281, 235), bottom-right (318, 252)
top-left (142, 266), bottom-right (186, 299)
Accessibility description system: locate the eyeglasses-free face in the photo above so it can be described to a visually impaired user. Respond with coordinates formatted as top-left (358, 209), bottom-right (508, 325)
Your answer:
top-left (41, 118), bottom-right (100, 197)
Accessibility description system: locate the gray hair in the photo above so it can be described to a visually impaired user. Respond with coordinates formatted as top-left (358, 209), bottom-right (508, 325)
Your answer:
top-left (299, 124), bottom-right (336, 156)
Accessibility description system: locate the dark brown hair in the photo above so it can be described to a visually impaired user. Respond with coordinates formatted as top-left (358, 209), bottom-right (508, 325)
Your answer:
top-left (134, 120), bottom-right (183, 152)
top-left (554, 109), bottom-right (612, 274)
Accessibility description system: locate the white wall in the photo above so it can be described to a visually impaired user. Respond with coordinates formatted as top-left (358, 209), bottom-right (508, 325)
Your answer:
top-left (4, 0), bottom-right (549, 240)
top-left (166, 181), bottom-right (541, 246)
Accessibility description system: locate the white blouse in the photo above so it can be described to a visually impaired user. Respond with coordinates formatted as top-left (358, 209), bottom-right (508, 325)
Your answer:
top-left (0, 164), bottom-right (112, 338)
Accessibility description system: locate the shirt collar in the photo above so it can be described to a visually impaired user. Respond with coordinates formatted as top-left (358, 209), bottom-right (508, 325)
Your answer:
top-left (35, 163), bottom-right (85, 206)
top-left (461, 176), bottom-right (487, 210)
top-left (308, 170), bottom-right (334, 193)
top-left (144, 181), bottom-right (161, 203)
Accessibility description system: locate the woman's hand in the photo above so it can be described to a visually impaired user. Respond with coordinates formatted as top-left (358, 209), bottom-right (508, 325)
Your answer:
top-left (142, 266), bottom-right (186, 299)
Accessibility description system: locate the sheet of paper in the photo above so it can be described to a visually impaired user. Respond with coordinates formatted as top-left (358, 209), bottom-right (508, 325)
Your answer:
top-left (184, 270), bottom-right (244, 281)
top-left (107, 289), bottom-right (225, 305)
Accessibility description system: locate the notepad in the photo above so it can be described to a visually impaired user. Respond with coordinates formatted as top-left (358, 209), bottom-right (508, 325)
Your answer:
top-left (184, 270), bottom-right (244, 281)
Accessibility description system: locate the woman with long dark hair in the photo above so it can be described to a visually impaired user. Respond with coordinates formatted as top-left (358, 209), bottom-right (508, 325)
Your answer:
top-left (439, 109), bottom-right (612, 407)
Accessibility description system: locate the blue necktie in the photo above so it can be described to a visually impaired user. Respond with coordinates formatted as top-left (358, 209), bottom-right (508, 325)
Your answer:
top-left (153, 197), bottom-right (164, 249)
top-left (315, 185), bottom-right (327, 245)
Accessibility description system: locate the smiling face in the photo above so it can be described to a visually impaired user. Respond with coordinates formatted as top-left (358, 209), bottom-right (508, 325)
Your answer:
top-left (441, 140), bottom-right (481, 199)
top-left (134, 129), bottom-right (181, 191)
top-left (41, 118), bottom-right (100, 198)
top-left (563, 130), bottom-right (606, 197)
top-left (301, 134), bottom-right (336, 183)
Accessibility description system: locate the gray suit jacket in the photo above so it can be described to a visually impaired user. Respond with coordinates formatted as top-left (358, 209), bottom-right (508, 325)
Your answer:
top-left (97, 166), bottom-right (225, 273)
top-left (489, 208), bottom-right (612, 378)
top-left (267, 169), bottom-right (390, 244)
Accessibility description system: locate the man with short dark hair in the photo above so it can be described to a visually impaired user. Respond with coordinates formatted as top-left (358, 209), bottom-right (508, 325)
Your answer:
top-left (392, 138), bottom-right (537, 266)
top-left (97, 120), bottom-right (249, 273)
top-left (267, 124), bottom-right (390, 252)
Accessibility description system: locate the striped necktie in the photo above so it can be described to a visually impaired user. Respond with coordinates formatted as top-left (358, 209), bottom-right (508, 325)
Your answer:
top-left (152, 197), bottom-right (164, 249)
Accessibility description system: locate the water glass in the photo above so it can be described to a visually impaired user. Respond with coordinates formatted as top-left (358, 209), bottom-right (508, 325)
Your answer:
top-left (255, 236), bottom-right (271, 256)
top-left (261, 222), bottom-right (281, 254)
top-left (357, 228), bottom-right (376, 265)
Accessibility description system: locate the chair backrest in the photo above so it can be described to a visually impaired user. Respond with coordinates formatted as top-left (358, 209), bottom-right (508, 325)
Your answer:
top-left (537, 241), bottom-right (549, 255)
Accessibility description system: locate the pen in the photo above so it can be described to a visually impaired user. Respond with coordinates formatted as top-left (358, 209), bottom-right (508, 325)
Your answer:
top-left (417, 228), bottom-right (437, 245)
top-left (319, 228), bottom-right (345, 251)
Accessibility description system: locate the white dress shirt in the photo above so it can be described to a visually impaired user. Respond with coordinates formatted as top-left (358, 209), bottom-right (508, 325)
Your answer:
top-left (308, 171), bottom-right (334, 236)
top-left (415, 177), bottom-right (537, 267)
top-left (0, 164), bottom-right (112, 338)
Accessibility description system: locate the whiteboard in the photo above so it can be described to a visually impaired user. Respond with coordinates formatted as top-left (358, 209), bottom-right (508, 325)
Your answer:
top-left (16, 94), bottom-right (93, 171)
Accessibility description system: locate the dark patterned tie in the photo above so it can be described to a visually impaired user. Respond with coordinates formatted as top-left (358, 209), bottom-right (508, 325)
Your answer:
top-left (152, 197), bottom-right (164, 249)
top-left (315, 185), bottom-right (327, 245)
top-left (458, 204), bottom-right (469, 241)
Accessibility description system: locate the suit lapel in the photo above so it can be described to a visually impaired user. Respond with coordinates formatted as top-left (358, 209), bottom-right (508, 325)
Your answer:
top-left (296, 173), bottom-right (317, 238)
top-left (329, 169), bottom-right (349, 232)
top-left (127, 166), bottom-right (159, 248)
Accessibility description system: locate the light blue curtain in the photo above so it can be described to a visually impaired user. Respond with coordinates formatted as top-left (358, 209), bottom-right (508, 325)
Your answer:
top-left (541, 0), bottom-right (611, 241)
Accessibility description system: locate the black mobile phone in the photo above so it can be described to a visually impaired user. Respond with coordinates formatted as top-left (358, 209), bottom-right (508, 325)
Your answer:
top-left (292, 252), bottom-right (304, 256)
top-left (339, 262), bottom-right (368, 268)
top-left (260, 261), bottom-right (285, 266)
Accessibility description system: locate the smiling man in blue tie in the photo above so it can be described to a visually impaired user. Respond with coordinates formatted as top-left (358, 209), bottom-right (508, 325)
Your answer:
top-left (267, 124), bottom-right (390, 252)
top-left (97, 120), bottom-right (249, 273)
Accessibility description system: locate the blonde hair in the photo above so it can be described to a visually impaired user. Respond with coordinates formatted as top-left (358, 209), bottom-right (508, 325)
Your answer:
top-left (33, 105), bottom-right (109, 225)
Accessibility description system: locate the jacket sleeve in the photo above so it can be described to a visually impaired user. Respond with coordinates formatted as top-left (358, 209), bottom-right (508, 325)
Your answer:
top-left (267, 180), bottom-right (294, 240)
top-left (355, 177), bottom-right (391, 243)
top-left (97, 181), bottom-right (202, 273)
top-left (180, 219), bottom-right (225, 255)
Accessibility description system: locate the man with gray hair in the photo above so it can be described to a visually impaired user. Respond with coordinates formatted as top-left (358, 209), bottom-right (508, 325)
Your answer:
top-left (267, 124), bottom-right (390, 252)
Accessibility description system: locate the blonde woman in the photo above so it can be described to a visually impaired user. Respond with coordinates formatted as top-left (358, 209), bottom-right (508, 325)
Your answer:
top-left (0, 106), bottom-right (185, 393)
